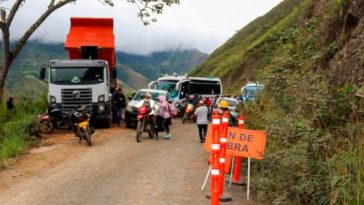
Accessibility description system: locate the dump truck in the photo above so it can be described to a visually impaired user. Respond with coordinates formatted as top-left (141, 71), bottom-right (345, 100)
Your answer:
top-left (40, 17), bottom-right (118, 127)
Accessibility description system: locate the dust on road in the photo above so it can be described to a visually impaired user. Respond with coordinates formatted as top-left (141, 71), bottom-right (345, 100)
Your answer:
top-left (0, 119), bottom-right (252, 205)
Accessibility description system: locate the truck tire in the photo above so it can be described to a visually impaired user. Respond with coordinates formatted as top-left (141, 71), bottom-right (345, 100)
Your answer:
top-left (104, 119), bottom-right (111, 128)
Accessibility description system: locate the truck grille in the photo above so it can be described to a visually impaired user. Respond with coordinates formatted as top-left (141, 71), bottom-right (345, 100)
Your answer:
top-left (61, 88), bottom-right (92, 111)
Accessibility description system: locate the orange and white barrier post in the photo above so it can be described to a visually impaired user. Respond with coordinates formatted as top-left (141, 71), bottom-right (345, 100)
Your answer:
top-left (217, 111), bottom-right (232, 202)
top-left (209, 110), bottom-right (221, 205)
top-left (232, 116), bottom-right (244, 184)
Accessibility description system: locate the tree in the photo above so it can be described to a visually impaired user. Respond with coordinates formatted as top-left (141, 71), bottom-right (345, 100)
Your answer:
top-left (0, 0), bottom-right (179, 102)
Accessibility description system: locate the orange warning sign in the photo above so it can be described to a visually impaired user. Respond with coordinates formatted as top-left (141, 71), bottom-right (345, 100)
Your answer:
top-left (204, 126), bottom-right (267, 160)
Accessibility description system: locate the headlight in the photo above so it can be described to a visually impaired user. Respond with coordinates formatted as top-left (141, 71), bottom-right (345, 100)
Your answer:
top-left (98, 104), bottom-right (105, 112)
top-left (98, 95), bottom-right (105, 102)
top-left (50, 95), bottom-right (56, 103)
top-left (126, 106), bottom-right (133, 112)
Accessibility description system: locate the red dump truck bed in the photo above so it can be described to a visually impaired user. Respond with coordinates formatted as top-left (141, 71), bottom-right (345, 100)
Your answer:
top-left (64, 17), bottom-right (116, 71)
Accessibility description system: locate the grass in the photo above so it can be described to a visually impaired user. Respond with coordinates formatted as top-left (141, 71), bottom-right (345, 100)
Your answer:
top-left (0, 93), bottom-right (47, 168)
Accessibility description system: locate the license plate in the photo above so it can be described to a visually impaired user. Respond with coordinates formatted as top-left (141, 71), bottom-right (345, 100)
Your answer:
top-left (78, 121), bottom-right (88, 128)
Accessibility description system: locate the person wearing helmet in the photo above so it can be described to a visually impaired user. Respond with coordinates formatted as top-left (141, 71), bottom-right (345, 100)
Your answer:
top-left (135, 92), bottom-right (159, 135)
top-left (219, 99), bottom-right (229, 112)
top-left (216, 99), bottom-right (239, 126)
top-left (194, 100), bottom-right (209, 143)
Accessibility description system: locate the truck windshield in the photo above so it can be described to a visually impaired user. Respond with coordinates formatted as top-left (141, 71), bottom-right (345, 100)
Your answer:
top-left (156, 80), bottom-right (178, 98)
top-left (50, 67), bottom-right (104, 85)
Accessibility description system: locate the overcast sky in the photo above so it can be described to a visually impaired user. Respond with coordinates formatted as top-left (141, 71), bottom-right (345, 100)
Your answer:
top-left (9, 0), bottom-right (283, 55)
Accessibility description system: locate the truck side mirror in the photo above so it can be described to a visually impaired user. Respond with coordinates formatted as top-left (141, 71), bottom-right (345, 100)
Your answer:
top-left (175, 82), bottom-right (181, 91)
top-left (111, 68), bottom-right (117, 78)
top-left (40, 66), bottom-right (46, 80)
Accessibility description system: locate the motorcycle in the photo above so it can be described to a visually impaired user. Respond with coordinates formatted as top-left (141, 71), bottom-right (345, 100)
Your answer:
top-left (70, 106), bottom-right (94, 146)
top-left (37, 104), bottom-right (71, 134)
top-left (136, 105), bottom-right (158, 143)
top-left (182, 103), bottom-right (195, 124)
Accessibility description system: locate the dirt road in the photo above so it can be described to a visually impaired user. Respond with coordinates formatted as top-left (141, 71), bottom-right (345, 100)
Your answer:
top-left (0, 119), bottom-right (250, 205)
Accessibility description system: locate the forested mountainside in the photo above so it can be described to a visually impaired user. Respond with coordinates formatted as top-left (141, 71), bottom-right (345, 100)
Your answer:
top-left (192, 0), bottom-right (364, 204)
top-left (4, 41), bottom-right (208, 95)
top-left (117, 48), bottom-right (208, 81)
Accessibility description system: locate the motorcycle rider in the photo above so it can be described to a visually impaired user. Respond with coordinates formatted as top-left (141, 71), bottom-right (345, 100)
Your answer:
top-left (135, 92), bottom-right (159, 135)
top-left (190, 94), bottom-right (200, 106)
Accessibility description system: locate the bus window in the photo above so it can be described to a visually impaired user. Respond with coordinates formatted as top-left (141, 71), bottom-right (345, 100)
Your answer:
top-left (189, 80), bottom-right (221, 95)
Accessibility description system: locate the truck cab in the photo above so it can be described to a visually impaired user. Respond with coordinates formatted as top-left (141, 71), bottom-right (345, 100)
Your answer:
top-left (40, 17), bottom-right (118, 127)
top-left (46, 59), bottom-right (111, 122)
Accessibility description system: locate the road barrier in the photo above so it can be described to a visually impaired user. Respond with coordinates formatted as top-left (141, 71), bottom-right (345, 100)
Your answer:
top-left (232, 115), bottom-right (245, 185)
top-left (209, 110), bottom-right (221, 205)
top-left (218, 111), bottom-right (232, 202)
top-left (203, 113), bottom-right (267, 202)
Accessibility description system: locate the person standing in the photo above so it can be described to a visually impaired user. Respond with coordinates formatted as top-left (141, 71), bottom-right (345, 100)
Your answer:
top-left (6, 96), bottom-right (14, 111)
top-left (158, 95), bottom-right (172, 139)
top-left (194, 100), bottom-right (209, 143)
top-left (111, 88), bottom-right (126, 127)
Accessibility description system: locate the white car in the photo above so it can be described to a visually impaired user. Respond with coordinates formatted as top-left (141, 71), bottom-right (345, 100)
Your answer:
top-left (125, 89), bottom-right (171, 128)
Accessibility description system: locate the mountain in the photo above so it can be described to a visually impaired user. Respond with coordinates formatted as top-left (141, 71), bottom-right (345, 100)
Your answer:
top-left (3, 41), bottom-right (208, 94)
top-left (190, 0), bottom-right (364, 204)
top-left (117, 48), bottom-right (208, 81)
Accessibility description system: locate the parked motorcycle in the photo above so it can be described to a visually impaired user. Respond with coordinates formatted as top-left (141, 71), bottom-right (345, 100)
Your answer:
top-left (136, 105), bottom-right (158, 143)
top-left (37, 104), bottom-right (71, 134)
top-left (182, 103), bottom-right (195, 124)
top-left (70, 106), bottom-right (94, 146)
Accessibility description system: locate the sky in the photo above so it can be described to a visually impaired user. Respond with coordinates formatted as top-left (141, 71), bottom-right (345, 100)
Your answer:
top-left (8, 0), bottom-right (283, 55)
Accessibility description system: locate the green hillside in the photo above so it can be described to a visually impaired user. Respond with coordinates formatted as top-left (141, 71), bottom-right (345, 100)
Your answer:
top-left (117, 48), bottom-right (208, 81)
top-left (5, 41), bottom-right (66, 96)
top-left (192, 0), bottom-right (364, 204)
top-left (3, 41), bottom-right (208, 95)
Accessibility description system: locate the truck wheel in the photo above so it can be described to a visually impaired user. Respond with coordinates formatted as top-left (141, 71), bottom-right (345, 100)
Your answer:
top-left (104, 119), bottom-right (111, 128)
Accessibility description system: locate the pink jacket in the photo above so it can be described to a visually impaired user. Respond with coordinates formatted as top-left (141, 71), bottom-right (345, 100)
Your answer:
top-left (159, 95), bottom-right (171, 119)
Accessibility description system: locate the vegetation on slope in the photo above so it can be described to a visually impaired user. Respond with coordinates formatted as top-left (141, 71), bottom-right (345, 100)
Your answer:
top-left (194, 0), bottom-right (364, 204)
top-left (0, 94), bottom-right (47, 168)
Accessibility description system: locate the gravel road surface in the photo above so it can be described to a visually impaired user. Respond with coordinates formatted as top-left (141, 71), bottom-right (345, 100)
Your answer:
top-left (0, 119), bottom-right (250, 205)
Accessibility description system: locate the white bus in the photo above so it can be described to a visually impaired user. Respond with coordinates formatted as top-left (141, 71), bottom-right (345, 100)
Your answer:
top-left (148, 74), bottom-right (223, 102)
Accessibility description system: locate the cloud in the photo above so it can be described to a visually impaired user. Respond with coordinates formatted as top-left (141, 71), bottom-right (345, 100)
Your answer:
top-left (8, 0), bottom-right (283, 55)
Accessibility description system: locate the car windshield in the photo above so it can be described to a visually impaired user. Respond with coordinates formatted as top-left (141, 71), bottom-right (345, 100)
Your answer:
top-left (156, 80), bottom-right (178, 98)
top-left (133, 91), bottom-right (166, 102)
top-left (50, 67), bottom-right (104, 85)
top-left (242, 86), bottom-right (263, 97)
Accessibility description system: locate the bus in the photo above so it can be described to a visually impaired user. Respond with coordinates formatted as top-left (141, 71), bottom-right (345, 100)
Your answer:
top-left (148, 74), bottom-right (223, 102)
top-left (240, 82), bottom-right (264, 102)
